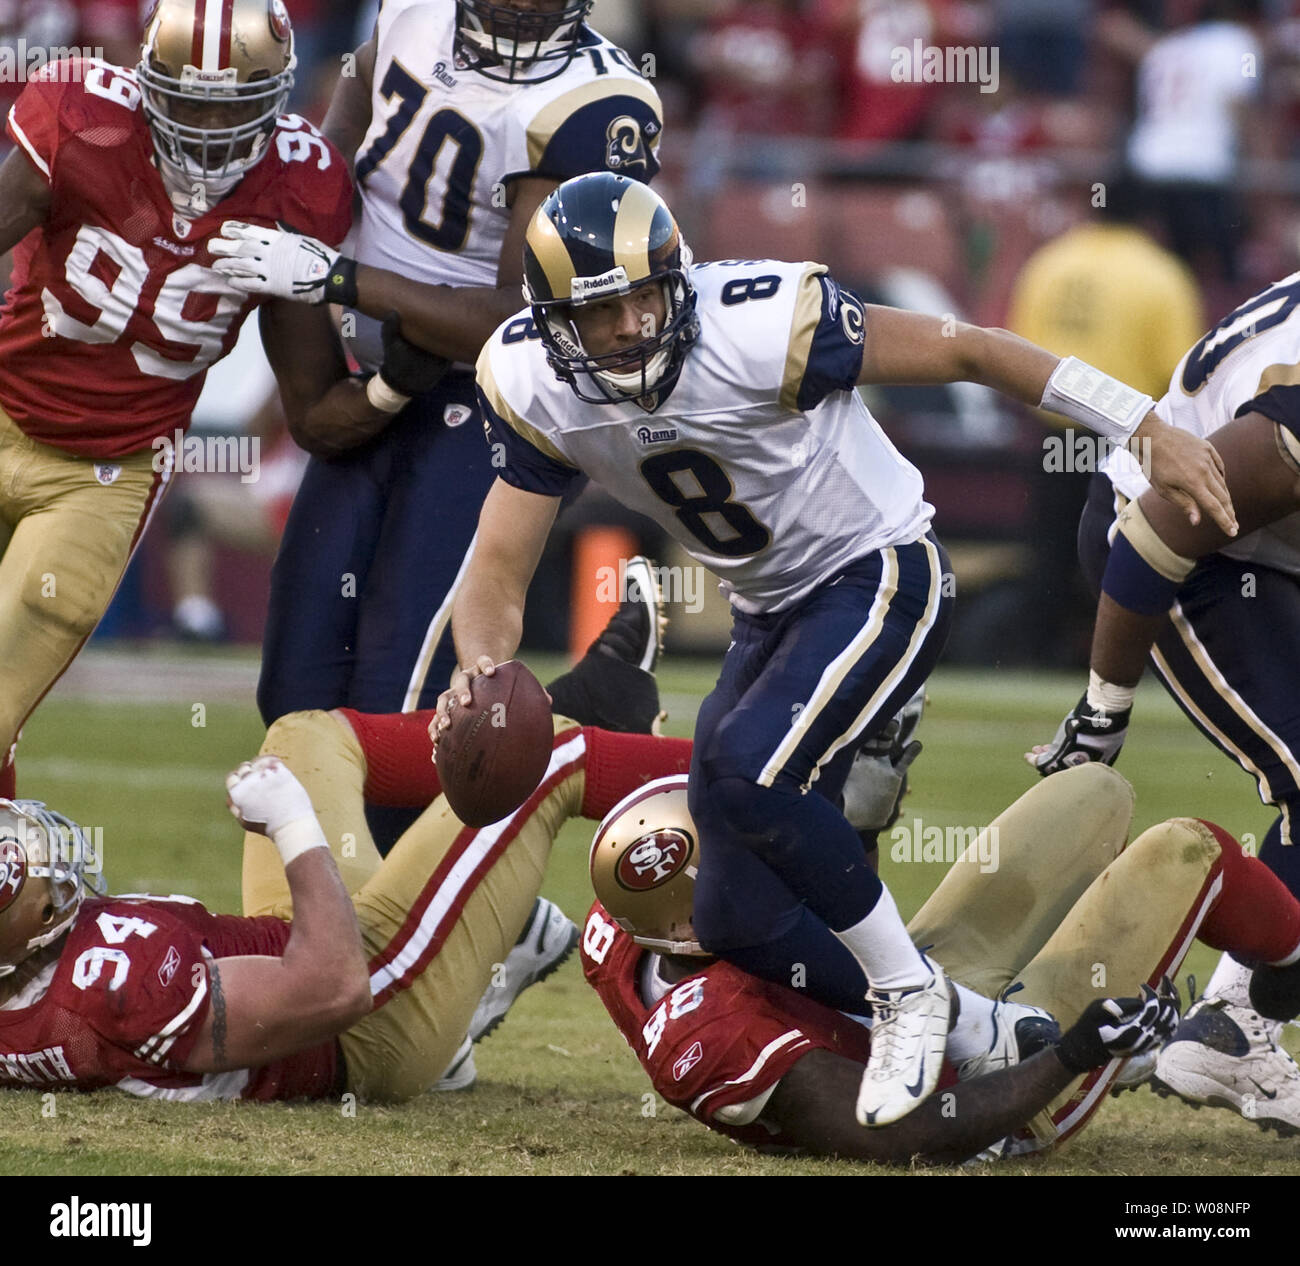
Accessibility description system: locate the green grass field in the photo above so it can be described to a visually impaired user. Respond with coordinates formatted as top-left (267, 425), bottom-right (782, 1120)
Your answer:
top-left (3, 652), bottom-right (1298, 1176)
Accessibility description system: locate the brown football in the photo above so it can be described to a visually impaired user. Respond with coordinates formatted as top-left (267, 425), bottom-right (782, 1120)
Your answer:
top-left (436, 661), bottom-right (553, 828)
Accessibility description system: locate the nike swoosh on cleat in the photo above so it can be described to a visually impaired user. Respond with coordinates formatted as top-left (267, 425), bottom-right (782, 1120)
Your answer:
top-left (1249, 1079), bottom-right (1279, 1101)
top-left (905, 1068), bottom-right (927, 1098)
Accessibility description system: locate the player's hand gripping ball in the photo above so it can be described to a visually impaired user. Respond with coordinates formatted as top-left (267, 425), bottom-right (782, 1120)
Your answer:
top-left (436, 661), bottom-right (553, 827)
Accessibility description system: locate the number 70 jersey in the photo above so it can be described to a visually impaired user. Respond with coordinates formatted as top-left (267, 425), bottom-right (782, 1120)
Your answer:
top-left (478, 259), bottom-right (934, 614)
top-left (347, 1), bottom-right (660, 366)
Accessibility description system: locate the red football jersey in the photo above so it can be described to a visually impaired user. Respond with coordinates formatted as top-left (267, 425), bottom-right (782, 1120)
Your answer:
top-left (581, 900), bottom-right (880, 1150)
top-left (0, 59), bottom-right (352, 458)
top-left (0, 895), bottom-right (339, 1102)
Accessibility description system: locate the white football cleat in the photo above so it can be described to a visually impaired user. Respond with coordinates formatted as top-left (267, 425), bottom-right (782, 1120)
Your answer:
top-left (956, 998), bottom-right (1059, 1082)
top-left (856, 958), bottom-right (951, 1127)
top-left (468, 897), bottom-right (579, 1043)
top-left (431, 1035), bottom-right (476, 1092)
top-left (1153, 997), bottom-right (1300, 1137)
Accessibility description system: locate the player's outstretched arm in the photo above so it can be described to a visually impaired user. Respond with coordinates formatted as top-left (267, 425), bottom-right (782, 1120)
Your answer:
top-left (855, 307), bottom-right (1237, 539)
top-left (0, 144), bottom-right (50, 256)
top-left (434, 478), bottom-right (560, 738)
top-left (1031, 411), bottom-right (1300, 774)
top-left (214, 175), bottom-right (558, 363)
top-left (762, 984), bottom-right (1178, 1164)
top-left (180, 757), bottom-right (371, 1074)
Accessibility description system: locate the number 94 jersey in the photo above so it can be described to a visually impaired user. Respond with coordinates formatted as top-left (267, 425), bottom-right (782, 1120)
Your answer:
top-left (348, 0), bottom-right (661, 368)
top-left (0, 59), bottom-right (352, 460)
top-left (478, 260), bottom-right (933, 613)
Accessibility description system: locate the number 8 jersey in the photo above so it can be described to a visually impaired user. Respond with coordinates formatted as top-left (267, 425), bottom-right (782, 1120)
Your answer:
top-left (478, 260), bottom-right (934, 614)
top-left (0, 58), bottom-right (352, 459)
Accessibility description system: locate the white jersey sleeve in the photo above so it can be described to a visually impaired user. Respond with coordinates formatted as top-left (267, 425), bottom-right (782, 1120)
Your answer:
top-left (1103, 271), bottom-right (1300, 575)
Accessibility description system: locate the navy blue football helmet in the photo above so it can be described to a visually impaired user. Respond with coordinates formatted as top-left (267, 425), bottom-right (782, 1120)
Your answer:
top-left (454, 0), bottom-right (593, 83)
top-left (522, 173), bottom-right (698, 409)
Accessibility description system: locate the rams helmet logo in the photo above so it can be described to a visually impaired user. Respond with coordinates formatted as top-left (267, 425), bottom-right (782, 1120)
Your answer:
top-left (605, 115), bottom-right (649, 173)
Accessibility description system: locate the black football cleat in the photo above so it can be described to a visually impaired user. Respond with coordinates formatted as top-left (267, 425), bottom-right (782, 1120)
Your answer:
top-left (545, 556), bottom-right (666, 734)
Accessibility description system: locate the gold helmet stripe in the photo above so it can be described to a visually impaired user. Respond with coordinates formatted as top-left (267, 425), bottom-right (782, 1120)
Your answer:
top-left (611, 181), bottom-right (660, 282)
top-left (526, 212), bottom-right (579, 302)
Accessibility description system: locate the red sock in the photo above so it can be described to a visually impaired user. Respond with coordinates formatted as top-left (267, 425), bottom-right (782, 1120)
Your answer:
top-left (337, 709), bottom-right (442, 808)
top-left (580, 728), bottom-right (692, 820)
top-left (0, 755), bottom-right (13, 801)
top-left (1198, 821), bottom-right (1300, 964)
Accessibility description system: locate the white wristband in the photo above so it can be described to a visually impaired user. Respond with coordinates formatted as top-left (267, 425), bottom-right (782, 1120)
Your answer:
top-left (365, 372), bottom-right (411, 414)
top-left (272, 815), bottom-right (330, 868)
top-left (1086, 669), bottom-right (1136, 715)
top-left (1040, 356), bottom-right (1153, 441)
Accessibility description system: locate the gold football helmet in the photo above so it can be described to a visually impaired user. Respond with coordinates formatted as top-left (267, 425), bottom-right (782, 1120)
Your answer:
top-left (589, 775), bottom-right (706, 956)
top-left (137, 0), bottom-right (296, 209)
top-left (0, 800), bottom-right (96, 977)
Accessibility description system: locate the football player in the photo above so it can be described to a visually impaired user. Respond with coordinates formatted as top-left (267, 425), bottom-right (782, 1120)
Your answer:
top-left (433, 172), bottom-right (1236, 1128)
top-left (1031, 272), bottom-right (1300, 1133)
top-left (583, 764), bottom-right (1300, 1162)
top-left (0, 0), bottom-right (408, 801)
top-left (205, 0), bottom-right (665, 791)
top-left (0, 704), bottom-right (693, 1101)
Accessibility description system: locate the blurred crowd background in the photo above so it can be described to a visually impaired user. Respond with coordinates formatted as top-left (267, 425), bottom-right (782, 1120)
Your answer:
top-left (6, 0), bottom-right (1296, 665)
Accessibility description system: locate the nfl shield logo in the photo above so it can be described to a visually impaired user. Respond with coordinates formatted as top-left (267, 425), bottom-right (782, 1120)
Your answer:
top-left (443, 404), bottom-right (473, 428)
top-left (172, 214), bottom-right (192, 239)
top-left (94, 464), bottom-right (122, 486)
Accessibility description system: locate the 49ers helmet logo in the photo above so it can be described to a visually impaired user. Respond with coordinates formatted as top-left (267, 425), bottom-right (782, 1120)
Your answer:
top-left (0, 838), bottom-right (26, 912)
top-left (268, 0), bottom-right (291, 42)
top-left (615, 829), bottom-right (694, 892)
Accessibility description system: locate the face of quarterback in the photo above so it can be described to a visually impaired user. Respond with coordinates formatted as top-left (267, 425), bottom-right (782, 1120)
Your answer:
top-left (569, 282), bottom-right (669, 370)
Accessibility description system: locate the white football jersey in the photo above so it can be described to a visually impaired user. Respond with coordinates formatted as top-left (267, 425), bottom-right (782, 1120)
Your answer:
top-left (1104, 271), bottom-right (1300, 576)
top-left (348, 0), bottom-right (661, 369)
top-left (478, 259), bottom-right (933, 613)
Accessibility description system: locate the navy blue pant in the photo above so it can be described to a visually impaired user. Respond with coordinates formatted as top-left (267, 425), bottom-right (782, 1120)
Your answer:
top-left (1081, 474), bottom-right (1300, 893)
top-left (688, 536), bottom-right (954, 1012)
top-left (259, 371), bottom-right (492, 722)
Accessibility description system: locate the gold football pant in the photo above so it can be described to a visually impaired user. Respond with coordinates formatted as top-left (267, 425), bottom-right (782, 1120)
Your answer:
top-left (242, 710), bottom-right (587, 1102)
top-left (907, 762), bottom-right (1228, 1149)
top-left (0, 405), bottom-right (172, 758)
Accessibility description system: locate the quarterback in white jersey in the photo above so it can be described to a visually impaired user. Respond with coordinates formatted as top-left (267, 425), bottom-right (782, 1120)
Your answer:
top-left (436, 174), bottom-right (1234, 1130)
top-left (208, 2), bottom-right (664, 789)
top-left (1033, 272), bottom-right (1300, 1136)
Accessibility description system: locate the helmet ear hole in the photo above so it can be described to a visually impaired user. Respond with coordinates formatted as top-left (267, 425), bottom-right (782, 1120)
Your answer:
top-left (39, 903), bottom-right (54, 928)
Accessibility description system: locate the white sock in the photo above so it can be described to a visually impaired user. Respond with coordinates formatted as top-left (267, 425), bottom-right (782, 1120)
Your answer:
top-left (945, 984), bottom-right (999, 1064)
top-left (833, 886), bottom-right (930, 993)
top-left (1204, 952), bottom-right (1252, 1006)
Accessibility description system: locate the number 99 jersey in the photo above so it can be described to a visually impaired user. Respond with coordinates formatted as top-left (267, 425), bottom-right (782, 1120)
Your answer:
top-left (0, 59), bottom-right (352, 459)
top-left (477, 259), bottom-right (934, 613)
top-left (1102, 271), bottom-right (1300, 577)
top-left (347, 0), bottom-right (662, 371)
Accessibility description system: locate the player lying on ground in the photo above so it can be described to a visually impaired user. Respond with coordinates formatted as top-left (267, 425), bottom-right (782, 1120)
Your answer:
top-left (0, 707), bottom-right (691, 1100)
top-left (583, 762), bottom-right (1300, 1162)
top-left (434, 172), bottom-right (1236, 1131)
top-left (1030, 272), bottom-right (1300, 1131)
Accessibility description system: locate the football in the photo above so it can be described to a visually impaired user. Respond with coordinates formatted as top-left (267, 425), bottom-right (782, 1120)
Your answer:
top-left (436, 660), bottom-right (553, 827)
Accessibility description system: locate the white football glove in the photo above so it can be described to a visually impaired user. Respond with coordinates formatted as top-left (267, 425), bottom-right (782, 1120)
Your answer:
top-left (209, 220), bottom-right (338, 304)
top-left (1027, 693), bottom-right (1130, 777)
top-left (225, 755), bottom-right (316, 837)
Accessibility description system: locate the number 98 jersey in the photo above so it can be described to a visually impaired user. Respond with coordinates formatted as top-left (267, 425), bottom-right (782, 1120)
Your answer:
top-left (0, 59), bottom-right (352, 459)
top-left (347, 0), bottom-right (662, 371)
top-left (478, 259), bottom-right (934, 613)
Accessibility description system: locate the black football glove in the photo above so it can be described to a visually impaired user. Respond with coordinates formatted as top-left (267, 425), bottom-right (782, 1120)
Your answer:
top-left (1028, 692), bottom-right (1130, 777)
top-left (1055, 979), bottom-right (1180, 1075)
top-left (379, 312), bottom-right (451, 399)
